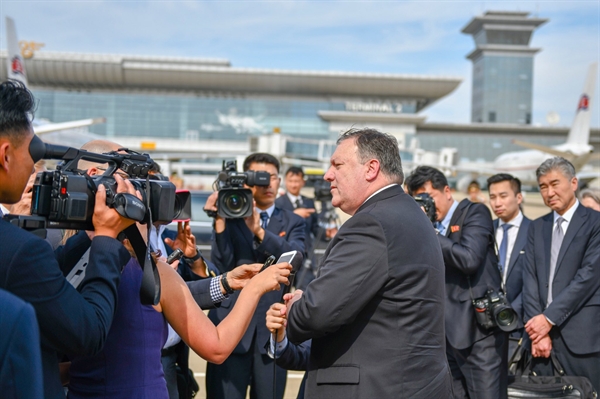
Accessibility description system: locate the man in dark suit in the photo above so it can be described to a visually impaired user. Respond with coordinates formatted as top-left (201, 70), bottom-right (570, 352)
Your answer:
top-left (523, 157), bottom-right (600, 391)
top-left (205, 152), bottom-right (305, 399)
top-left (406, 166), bottom-right (508, 399)
top-left (275, 166), bottom-right (320, 290)
top-left (487, 174), bottom-right (531, 335)
top-left (0, 288), bottom-right (43, 399)
top-left (285, 129), bottom-right (452, 398)
top-left (0, 80), bottom-right (135, 399)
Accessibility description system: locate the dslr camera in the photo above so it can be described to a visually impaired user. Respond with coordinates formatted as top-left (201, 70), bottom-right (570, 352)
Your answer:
top-left (413, 192), bottom-right (436, 223)
top-left (213, 160), bottom-right (270, 218)
top-left (472, 289), bottom-right (518, 332)
top-left (24, 135), bottom-right (190, 231)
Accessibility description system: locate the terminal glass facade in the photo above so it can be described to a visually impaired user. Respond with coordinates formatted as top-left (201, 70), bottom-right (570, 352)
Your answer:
top-left (32, 88), bottom-right (416, 141)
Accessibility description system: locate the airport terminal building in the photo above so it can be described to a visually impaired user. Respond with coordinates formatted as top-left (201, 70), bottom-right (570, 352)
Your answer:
top-left (0, 50), bottom-right (598, 178)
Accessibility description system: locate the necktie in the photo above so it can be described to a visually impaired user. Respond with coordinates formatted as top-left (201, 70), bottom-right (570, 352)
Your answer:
top-left (498, 224), bottom-right (513, 276)
top-left (547, 217), bottom-right (565, 306)
top-left (295, 199), bottom-right (301, 209)
top-left (260, 211), bottom-right (269, 230)
top-left (435, 221), bottom-right (444, 235)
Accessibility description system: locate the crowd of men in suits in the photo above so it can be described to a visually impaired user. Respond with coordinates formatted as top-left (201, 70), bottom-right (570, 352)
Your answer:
top-left (0, 78), bottom-right (598, 399)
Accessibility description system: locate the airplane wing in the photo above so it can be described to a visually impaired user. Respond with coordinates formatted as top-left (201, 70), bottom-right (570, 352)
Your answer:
top-left (34, 118), bottom-right (106, 135)
top-left (511, 139), bottom-right (577, 158)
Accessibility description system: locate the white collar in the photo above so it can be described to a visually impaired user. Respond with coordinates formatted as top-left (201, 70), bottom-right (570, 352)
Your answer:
top-left (554, 199), bottom-right (579, 224)
top-left (499, 211), bottom-right (523, 228)
top-left (362, 184), bottom-right (398, 206)
top-left (256, 204), bottom-right (275, 218)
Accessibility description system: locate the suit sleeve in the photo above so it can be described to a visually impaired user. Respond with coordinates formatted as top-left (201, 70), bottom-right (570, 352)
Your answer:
top-left (256, 215), bottom-right (305, 258)
top-left (438, 203), bottom-right (494, 275)
top-left (286, 213), bottom-right (388, 343)
top-left (186, 278), bottom-right (220, 310)
top-left (54, 231), bottom-right (92, 276)
top-left (544, 217), bottom-right (600, 326)
top-left (275, 339), bottom-right (311, 371)
top-left (522, 224), bottom-right (543, 323)
top-left (5, 233), bottom-right (129, 357)
top-left (212, 226), bottom-right (236, 274)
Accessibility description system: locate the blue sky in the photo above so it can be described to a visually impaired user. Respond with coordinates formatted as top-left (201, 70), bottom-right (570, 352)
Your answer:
top-left (1, 1), bottom-right (599, 127)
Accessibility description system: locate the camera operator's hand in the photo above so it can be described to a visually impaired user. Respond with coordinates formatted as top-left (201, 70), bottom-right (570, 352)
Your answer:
top-left (525, 314), bottom-right (552, 344)
top-left (9, 172), bottom-right (36, 215)
top-left (293, 207), bottom-right (315, 219)
top-left (93, 175), bottom-right (142, 239)
top-left (204, 191), bottom-right (225, 233)
top-left (227, 263), bottom-right (262, 290)
top-left (164, 221), bottom-right (197, 258)
top-left (246, 262), bottom-right (291, 296)
top-left (245, 203), bottom-right (265, 242)
top-left (266, 302), bottom-right (287, 343)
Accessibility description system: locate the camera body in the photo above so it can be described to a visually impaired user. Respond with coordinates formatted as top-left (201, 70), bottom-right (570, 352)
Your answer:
top-left (306, 174), bottom-right (332, 202)
top-left (27, 139), bottom-right (189, 230)
top-left (413, 192), bottom-right (437, 223)
top-left (216, 160), bottom-right (270, 218)
top-left (472, 289), bottom-right (518, 332)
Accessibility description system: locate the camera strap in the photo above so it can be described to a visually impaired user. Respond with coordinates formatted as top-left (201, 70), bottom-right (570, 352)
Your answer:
top-left (123, 176), bottom-right (161, 306)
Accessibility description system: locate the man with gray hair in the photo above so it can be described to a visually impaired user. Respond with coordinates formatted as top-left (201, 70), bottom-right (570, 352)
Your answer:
top-left (284, 128), bottom-right (452, 398)
top-left (523, 157), bottom-right (600, 391)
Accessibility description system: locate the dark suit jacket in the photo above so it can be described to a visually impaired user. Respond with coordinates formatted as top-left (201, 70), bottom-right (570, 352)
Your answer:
top-left (209, 207), bottom-right (305, 355)
top-left (0, 288), bottom-right (43, 399)
top-left (275, 339), bottom-right (311, 399)
top-left (286, 185), bottom-right (452, 399)
top-left (523, 204), bottom-right (600, 355)
top-left (438, 199), bottom-right (503, 350)
top-left (0, 219), bottom-right (130, 399)
top-left (275, 194), bottom-right (320, 252)
top-left (494, 215), bottom-right (531, 327)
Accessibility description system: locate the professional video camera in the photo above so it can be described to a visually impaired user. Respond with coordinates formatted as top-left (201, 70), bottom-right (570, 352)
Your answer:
top-left (312, 178), bottom-right (332, 202)
top-left (413, 192), bottom-right (436, 223)
top-left (22, 135), bottom-right (190, 231)
top-left (213, 160), bottom-right (270, 218)
top-left (472, 289), bottom-right (518, 332)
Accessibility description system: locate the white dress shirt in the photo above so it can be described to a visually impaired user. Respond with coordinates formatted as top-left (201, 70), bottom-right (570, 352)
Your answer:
top-left (495, 211), bottom-right (524, 283)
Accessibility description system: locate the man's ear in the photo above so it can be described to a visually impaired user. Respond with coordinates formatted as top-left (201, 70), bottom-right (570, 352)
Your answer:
top-left (0, 141), bottom-right (11, 172)
top-left (365, 159), bottom-right (380, 182)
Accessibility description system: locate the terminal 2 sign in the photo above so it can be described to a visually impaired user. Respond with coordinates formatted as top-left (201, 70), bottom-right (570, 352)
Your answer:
top-left (345, 101), bottom-right (403, 113)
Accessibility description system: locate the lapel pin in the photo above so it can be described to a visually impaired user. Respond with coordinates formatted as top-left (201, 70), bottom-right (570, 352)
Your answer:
top-left (450, 225), bottom-right (460, 233)
top-left (279, 231), bottom-right (286, 237)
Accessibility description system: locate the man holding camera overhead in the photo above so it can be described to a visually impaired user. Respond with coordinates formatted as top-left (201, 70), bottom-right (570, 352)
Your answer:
top-left (405, 166), bottom-right (509, 399)
top-left (203, 153), bottom-right (305, 399)
top-left (0, 81), bottom-right (136, 399)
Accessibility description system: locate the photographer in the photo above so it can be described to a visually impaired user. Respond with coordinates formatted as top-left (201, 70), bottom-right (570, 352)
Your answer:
top-left (204, 153), bottom-right (305, 399)
top-left (405, 166), bottom-right (509, 399)
top-left (0, 80), bottom-right (135, 399)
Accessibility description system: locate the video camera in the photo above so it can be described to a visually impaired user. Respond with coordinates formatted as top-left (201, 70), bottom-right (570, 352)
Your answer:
top-left (413, 193), bottom-right (436, 223)
top-left (20, 135), bottom-right (191, 231)
top-left (213, 160), bottom-right (270, 218)
top-left (307, 175), bottom-right (332, 202)
top-left (472, 289), bottom-right (518, 332)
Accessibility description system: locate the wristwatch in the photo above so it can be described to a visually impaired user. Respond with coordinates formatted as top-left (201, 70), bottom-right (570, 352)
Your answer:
top-left (221, 272), bottom-right (234, 295)
top-left (183, 245), bottom-right (203, 264)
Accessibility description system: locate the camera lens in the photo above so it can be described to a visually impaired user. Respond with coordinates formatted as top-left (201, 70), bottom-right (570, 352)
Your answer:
top-left (492, 305), bottom-right (518, 332)
top-left (225, 193), bottom-right (246, 215)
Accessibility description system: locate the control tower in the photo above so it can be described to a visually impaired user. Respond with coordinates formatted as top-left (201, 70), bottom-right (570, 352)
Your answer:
top-left (462, 11), bottom-right (547, 124)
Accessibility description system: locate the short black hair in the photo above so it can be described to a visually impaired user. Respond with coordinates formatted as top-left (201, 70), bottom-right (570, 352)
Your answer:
top-left (243, 152), bottom-right (280, 173)
top-left (0, 80), bottom-right (36, 145)
top-left (285, 166), bottom-right (304, 177)
top-left (487, 173), bottom-right (521, 195)
top-left (404, 166), bottom-right (448, 196)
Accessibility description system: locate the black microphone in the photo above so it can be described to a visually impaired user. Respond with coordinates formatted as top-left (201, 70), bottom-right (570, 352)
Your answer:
top-left (278, 251), bottom-right (303, 301)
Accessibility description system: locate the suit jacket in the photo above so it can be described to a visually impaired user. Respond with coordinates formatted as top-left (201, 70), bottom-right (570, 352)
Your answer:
top-left (275, 194), bottom-right (320, 252)
top-left (438, 199), bottom-right (503, 350)
top-left (286, 185), bottom-right (452, 399)
top-left (209, 207), bottom-right (305, 355)
top-left (274, 340), bottom-right (311, 399)
top-left (493, 216), bottom-right (531, 328)
top-left (0, 219), bottom-right (130, 399)
top-left (523, 204), bottom-right (600, 355)
top-left (0, 288), bottom-right (43, 399)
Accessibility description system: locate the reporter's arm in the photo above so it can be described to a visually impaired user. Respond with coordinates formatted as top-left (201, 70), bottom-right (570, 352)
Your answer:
top-left (158, 260), bottom-right (291, 364)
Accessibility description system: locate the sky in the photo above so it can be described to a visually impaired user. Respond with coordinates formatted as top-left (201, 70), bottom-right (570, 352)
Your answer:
top-left (1, 0), bottom-right (599, 128)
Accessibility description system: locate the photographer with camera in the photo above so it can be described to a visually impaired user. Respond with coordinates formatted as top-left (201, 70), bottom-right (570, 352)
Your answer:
top-left (405, 166), bottom-right (510, 399)
top-left (0, 80), bottom-right (137, 399)
top-left (204, 153), bottom-right (305, 399)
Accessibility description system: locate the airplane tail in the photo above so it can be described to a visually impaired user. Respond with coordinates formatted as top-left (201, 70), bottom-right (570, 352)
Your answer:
top-left (5, 16), bottom-right (28, 86)
top-left (566, 62), bottom-right (597, 146)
